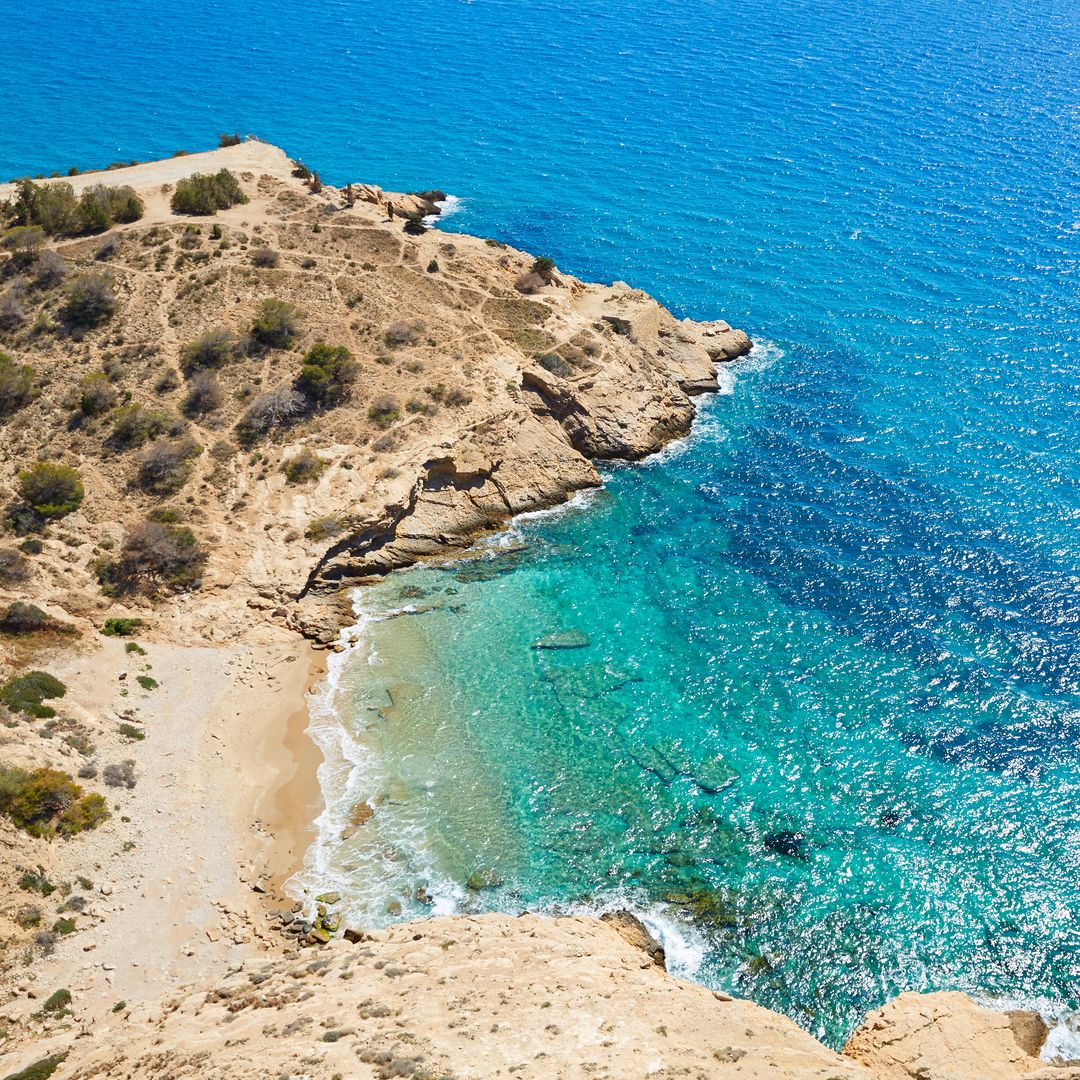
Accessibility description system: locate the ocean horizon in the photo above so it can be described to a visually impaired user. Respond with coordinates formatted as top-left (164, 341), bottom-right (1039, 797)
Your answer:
top-left (5, 0), bottom-right (1078, 1054)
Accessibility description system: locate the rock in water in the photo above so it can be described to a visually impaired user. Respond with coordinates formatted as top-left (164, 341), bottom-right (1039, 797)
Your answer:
top-left (532, 629), bottom-right (591, 650)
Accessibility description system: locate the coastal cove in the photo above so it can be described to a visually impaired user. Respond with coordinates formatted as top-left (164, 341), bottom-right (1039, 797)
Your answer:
top-left (293, 363), bottom-right (1080, 1049)
top-left (0, 0), bottom-right (1078, 1070)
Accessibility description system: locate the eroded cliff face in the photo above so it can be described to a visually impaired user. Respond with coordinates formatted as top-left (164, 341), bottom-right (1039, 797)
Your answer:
top-left (1, 913), bottom-right (1071, 1080)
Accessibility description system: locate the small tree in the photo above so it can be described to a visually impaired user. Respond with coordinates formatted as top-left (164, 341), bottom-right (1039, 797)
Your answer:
top-left (297, 342), bottom-right (358, 407)
top-left (217, 133), bottom-right (243, 147)
top-left (401, 209), bottom-right (426, 235)
top-left (344, 184), bottom-right (355, 208)
top-left (250, 298), bottom-right (301, 349)
top-left (170, 170), bottom-right (248, 215)
top-left (62, 272), bottom-right (117, 328)
top-left (18, 462), bottom-right (84, 519)
top-left (531, 256), bottom-right (557, 282)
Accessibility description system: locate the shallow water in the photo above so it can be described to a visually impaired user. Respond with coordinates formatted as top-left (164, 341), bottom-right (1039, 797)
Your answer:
top-left (4, 0), bottom-right (1079, 1049)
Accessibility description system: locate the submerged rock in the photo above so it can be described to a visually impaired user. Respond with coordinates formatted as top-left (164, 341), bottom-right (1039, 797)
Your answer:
top-left (532, 629), bottom-right (591, 650)
top-left (764, 831), bottom-right (808, 859)
top-left (465, 869), bottom-right (504, 891)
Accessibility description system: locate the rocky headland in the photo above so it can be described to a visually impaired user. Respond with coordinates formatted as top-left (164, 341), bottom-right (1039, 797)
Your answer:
top-left (0, 141), bottom-right (1072, 1079)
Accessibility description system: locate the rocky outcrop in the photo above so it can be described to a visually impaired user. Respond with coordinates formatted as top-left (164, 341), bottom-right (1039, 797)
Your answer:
top-left (844, 991), bottom-right (1074, 1080)
top-left (4, 913), bottom-right (1073, 1080)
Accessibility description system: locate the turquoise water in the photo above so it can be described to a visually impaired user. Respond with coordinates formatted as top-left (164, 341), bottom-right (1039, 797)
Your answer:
top-left (5, 0), bottom-right (1079, 1049)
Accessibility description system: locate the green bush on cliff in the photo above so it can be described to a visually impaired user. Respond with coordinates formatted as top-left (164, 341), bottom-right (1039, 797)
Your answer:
top-left (0, 671), bottom-right (66, 718)
top-left (251, 297), bottom-right (302, 349)
top-left (5, 179), bottom-right (143, 236)
top-left (0, 765), bottom-right (108, 837)
top-left (283, 447), bottom-right (327, 484)
top-left (18, 462), bottom-right (84, 519)
top-left (61, 271), bottom-right (117, 328)
top-left (297, 342), bottom-right (357, 407)
top-left (170, 170), bottom-right (248, 215)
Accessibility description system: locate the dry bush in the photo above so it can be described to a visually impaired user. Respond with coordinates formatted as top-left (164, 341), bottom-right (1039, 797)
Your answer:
top-left (236, 384), bottom-right (306, 444)
top-left (136, 437), bottom-right (201, 495)
top-left (182, 370), bottom-right (223, 417)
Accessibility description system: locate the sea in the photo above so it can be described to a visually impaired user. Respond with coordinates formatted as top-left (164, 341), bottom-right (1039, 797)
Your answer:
top-left (3, 0), bottom-right (1078, 1051)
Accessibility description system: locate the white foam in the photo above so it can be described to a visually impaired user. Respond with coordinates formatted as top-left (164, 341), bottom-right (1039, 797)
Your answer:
top-left (426, 194), bottom-right (465, 224)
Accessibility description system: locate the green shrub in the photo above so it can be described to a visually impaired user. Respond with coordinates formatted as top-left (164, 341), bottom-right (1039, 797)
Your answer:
top-left (101, 616), bottom-right (144, 637)
top-left (18, 538), bottom-right (44, 555)
top-left (18, 462), bottom-right (84, 518)
top-left (77, 371), bottom-right (117, 416)
top-left (297, 342), bottom-right (357, 407)
top-left (0, 351), bottom-right (37, 416)
top-left (306, 514), bottom-right (347, 542)
top-left (42, 989), bottom-right (72, 1013)
top-left (125, 641), bottom-right (146, 655)
top-left (537, 351), bottom-right (573, 377)
top-left (76, 184), bottom-right (143, 232)
top-left (531, 256), bottom-right (556, 281)
top-left (251, 297), bottom-right (301, 349)
top-left (170, 170), bottom-right (248, 215)
top-left (368, 395), bottom-right (401, 429)
top-left (0, 766), bottom-right (107, 837)
top-left (61, 272), bottom-right (117, 328)
top-left (1, 224), bottom-right (47, 266)
top-left (0, 602), bottom-right (68, 635)
top-left (118, 722), bottom-right (145, 741)
top-left (110, 403), bottom-right (171, 448)
top-left (0, 671), bottom-right (66, 717)
top-left (135, 675), bottom-right (158, 690)
top-left (283, 447), bottom-right (327, 484)
top-left (98, 520), bottom-right (207, 595)
top-left (9, 180), bottom-right (78, 235)
top-left (3, 1052), bottom-right (68, 1080)
top-left (19, 868), bottom-right (55, 895)
top-left (180, 328), bottom-right (239, 374)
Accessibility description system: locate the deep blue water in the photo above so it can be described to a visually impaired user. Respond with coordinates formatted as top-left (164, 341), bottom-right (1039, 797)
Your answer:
top-left (6, 0), bottom-right (1080, 1048)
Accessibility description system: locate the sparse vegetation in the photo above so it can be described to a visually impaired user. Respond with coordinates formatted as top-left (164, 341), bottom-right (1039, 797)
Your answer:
top-left (33, 249), bottom-right (67, 286)
top-left (283, 447), bottom-right (327, 484)
top-left (306, 514), bottom-right (348, 542)
top-left (3, 1052), bottom-right (69, 1080)
top-left (0, 547), bottom-right (32, 585)
top-left (61, 271), bottom-right (117, 328)
top-left (98, 519), bottom-right (207, 595)
top-left (0, 765), bottom-right (108, 837)
top-left (18, 462), bottom-right (84, 518)
top-left (384, 321), bottom-right (421, 347)
top-left (136, 436), bottom-right (201, 495)
top-left (182, 370), bottom-right (223, 417)
top-left (0, 671), bottom-right (66, 717)
top-left (236, 384), bottom-right (305, 444)
top-left (537, 351), bottom-right (573, 377)
top-left (251, 246), bottom-right (280, 268)
top-left (118, 722), bottom-right (145, 741)
top-left (180, 328), bottom-right (239, 374)
top-left (0, 601), bottom-right (70, 635)
top-left (368, 395), bottom-right (401, 428)
top-left (110, 403), bottom-right (173, 448)
top-left (297, 342), bottom-right (358, 407)
top-left (170, 169), bottom-right (248, 215)
top-left (103, 760), bottom-right (137, 789)
top-left (251, 297), bottom-right (302, 349)
top-left (0, 351), bottom-right (37, 415)
top-left (78, 371), bottom-right (117, 416)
